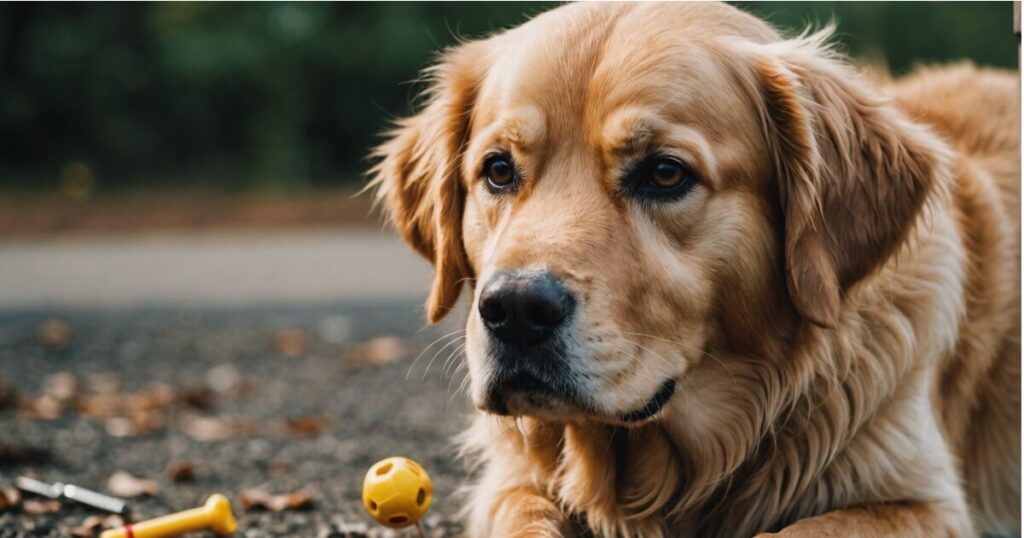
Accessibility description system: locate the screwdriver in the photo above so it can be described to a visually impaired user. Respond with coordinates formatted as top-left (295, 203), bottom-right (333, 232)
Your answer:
top-left (15, 476), bottom-right (129, 515)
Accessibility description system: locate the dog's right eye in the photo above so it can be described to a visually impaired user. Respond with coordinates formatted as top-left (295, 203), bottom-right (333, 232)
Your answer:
top-left (619, 153), bottom-right (697, 204)
top-left (482, 154), bottom-right (518, 192)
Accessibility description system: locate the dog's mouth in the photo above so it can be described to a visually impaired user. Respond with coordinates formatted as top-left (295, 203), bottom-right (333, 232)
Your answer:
top-left (619, 379), bottom-right (676, 423)
top-left (486, 370), bottom-right (577, 416)
top-left (482, 367), bottom-right (677, 423)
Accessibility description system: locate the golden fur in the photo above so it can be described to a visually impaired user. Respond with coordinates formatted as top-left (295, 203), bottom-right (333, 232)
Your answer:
top-left (370, 3), bottom-right (1020, 536)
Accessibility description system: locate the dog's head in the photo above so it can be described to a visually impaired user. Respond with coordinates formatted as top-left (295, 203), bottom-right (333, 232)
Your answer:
top-left (371, 3), bottom-right (945, 424)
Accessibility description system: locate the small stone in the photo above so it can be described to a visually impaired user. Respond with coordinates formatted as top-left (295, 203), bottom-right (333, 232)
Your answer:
top-left (206, 364), bottom-right (242, 394)
top-left (317, 315), bottom-right (352, 344)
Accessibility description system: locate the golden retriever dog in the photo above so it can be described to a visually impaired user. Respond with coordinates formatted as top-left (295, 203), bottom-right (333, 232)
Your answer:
top-left (370, 2), bottom-right (1020, 536)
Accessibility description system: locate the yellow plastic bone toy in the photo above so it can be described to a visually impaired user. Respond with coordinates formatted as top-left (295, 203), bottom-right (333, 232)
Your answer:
top-left (100, 494), bottom-right (237, 538)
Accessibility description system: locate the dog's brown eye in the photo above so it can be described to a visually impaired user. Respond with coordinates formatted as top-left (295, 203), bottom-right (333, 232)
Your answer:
top-left (618, 153), bottom-right (696, 203)
top-left (483, 155), bottom-right (517, 191)
top-left (652, 159), bottom-right (685, 188)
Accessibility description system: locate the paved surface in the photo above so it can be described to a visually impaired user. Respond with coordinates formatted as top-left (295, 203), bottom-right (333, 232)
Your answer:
top-left (0, 231), bottom-right (475, 537)
top-left (0, 229), bottom-right (432, 309)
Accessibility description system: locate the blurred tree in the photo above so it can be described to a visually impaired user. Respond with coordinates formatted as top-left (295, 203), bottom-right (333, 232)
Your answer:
top-left (0, 2), bottom-right (1015, 192)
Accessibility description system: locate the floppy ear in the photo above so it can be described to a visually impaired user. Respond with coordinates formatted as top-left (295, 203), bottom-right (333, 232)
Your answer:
top-left (369, 44), bottom-right (484, 323)
top-left (749, 30), bottom-right (950, 328)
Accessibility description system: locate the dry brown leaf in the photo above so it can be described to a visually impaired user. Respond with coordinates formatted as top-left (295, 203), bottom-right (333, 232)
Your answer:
top-left (22, 498), bottom-right (61, 515)
top-left (76, 394), bottom-right (120, 419)
top-left (86, 374), bottom-right (120, 396)
top-left (285, 416), bottom-right (329, 438)
top-left (71, 514), bottom-right (126, 537)
top-left (74, 381), bottom-right (209, 436)
top-left (240, 486), bottom-right (317, 512)
top-left (127, 409), bottom-right (165, 435)
top-left (39, 318), bottom-right (71, 349)
top-left (180, 414), bottom-right (260, 442)
top-left (106, 471), bottom-right (159, 498)
top-left (20, 393), bottom-right (63, 420)
top-left (70, 515), bottom-right (104, 538)
top-left (44, 371), bottom-right (78, 402)
top-left (0, 487), bottom-right (21, 511)
top-left (167, 460), bottom-right (196, 482)
top-left (121, 383), bottom-right (175, 413)
top-left (274, 329), bottom-right (306, 357)
top-left (344, 336), bottom-right (407, 365)
top-left (104, 417), bottom-right (136, 437)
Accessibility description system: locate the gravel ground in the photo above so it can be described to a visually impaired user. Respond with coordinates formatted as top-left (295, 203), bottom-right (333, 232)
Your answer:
top-left (0, 303), bottom-right (472, 537)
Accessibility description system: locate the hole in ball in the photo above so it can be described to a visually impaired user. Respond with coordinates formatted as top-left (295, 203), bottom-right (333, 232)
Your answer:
top-left (389, 515), bottom-right (408, 525)
top-left (416, 488), bottom-right (425, 505)
top-left (375, 462), bottom-right (393, 476)
top-left (369, 500), bottom-right (378, 512)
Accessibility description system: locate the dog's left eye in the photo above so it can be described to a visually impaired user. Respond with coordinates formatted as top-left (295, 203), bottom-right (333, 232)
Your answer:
top-left (652, 159), bottom-right (687, 188)
top-left (620, 154), bottom-right (696, 202)
top-left (482, 153), bottom-right (519, 193)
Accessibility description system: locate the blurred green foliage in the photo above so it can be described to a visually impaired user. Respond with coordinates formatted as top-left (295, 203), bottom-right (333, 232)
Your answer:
top-left (0, 2), bottom-right (1016, 192)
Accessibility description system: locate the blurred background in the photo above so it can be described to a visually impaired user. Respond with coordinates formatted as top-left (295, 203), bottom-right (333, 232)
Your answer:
top-left (0, 3), bottom-right (1017, 537)
top-left (0, 2), bottom-right (1016, 201)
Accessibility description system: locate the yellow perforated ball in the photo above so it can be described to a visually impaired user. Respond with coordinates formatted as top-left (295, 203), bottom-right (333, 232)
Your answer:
top-left (362, 457), bottom-right (433, 528)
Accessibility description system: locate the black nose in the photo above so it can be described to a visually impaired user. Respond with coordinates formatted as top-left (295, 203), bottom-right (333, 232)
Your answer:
top-left (478, 271), bottom-right (574, 347)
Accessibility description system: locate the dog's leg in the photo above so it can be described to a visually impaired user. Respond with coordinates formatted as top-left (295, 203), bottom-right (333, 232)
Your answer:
top-left (756, 501), bottom-right (973, 538)
top-left (464, 479), bottom-right (568, 537)
top-left (461, 417), bottom-right (570, 537)
top-left (488, 485), bottom-right (571, 538)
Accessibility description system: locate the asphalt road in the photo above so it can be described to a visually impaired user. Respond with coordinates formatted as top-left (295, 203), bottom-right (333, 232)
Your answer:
top-left (0, 230), bottom-right (473, 537)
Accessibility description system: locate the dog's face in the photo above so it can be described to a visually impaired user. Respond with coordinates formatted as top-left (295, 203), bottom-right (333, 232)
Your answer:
top-left (372, 3), bottom-right (941, 424)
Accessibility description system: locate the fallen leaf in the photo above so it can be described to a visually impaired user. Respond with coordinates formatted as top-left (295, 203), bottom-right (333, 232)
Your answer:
top-left (70, 515), bottom-right (104, 538)
top-left (71, 514), bottom-right (126, 538)
top-left (39, 318), bottom-right (71, 349)
top-left (127, 408), bottom-right (165, 435)
top-left (86, 374), bottom-right (120, 396)
top-left (240, 486), bottom-right (317, 512)
top-left (44, 371), bottom-right (78, 402)
top-left (0, 487), bottom-right (21, 511)
top-left (137, 383), bottom-right (176, 409)
top-left (0, 444), bottom-right (53, 466)
top-left (22, 498), bottom-right (61, 514)
top-left (20, 393), bottom-right (63, 420)
top-left (72, 380), bottom-right (209, 435)
top-left (275, 329), bottom-right (307, 357)
top-left (76, 394), bottom-right (120, 419)
top-left (285, 416), bottom-right (329, 438)
top-left (167, 460), bottom-right (196, 482)
top-left (180, 414), bottom-right (260, 442)
top-left (104, 417), bottom-right (136, 438)
top-left (106, 471), bottom-right (158, 498)
top-left (344, 336), bottom-right (407, 366)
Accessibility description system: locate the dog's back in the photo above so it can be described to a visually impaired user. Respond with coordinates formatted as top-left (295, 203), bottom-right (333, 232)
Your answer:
top-left (889, 64), bottom-right (1020, 533)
